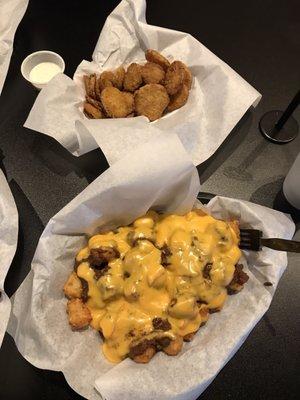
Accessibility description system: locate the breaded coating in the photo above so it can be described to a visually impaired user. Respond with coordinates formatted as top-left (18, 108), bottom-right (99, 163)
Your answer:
top-left (167, 84), bottom-right (189, 112)
top-left (163, 336), bottom-right (183, 356)
top-left (101, 87), bottom-right (134, 118)
top-left (83, 75), bottom-right (90, 94)
top-left (145, 49), bottom-right (170, 71)
top-left (67, 298), bottom-right (92, 330)
top-left (114, 66), bottom-right (125, 90)
top-left (85, 95), bottom-right (102, 109)
top-left (172, 60), bottom-right (193, 90)
top-left (63, 272), bottom-right (82, 299)
top-left (199, 306), bottom-right (209, 323)
top-left (83, 102), bottom-right (103, 119)
top-left (164, 61), bottom-right (184, 95)
top-left (84, 74), bottom-right (97, 99)
top-left (141, 62), bottom-right (165, 84)
top-left (133, 347), bottom-right (156, 363)
top-left (181, 62), bottom-right (193, 90)
top-left (135, 84), bottom-right (169, 121)
top-left (95, 79), bottom-right (102, 100)
top-left (98, 71), bottom-right (115, 92)
top-left (123, 63), bottom-right (143, 92)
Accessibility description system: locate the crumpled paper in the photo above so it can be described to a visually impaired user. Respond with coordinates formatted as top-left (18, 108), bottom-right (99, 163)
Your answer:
top-left (0, 0), bottom-right (29, 95)
top-left (0, 170), bottom-right (18, 347)
top-left (24, 0), bottom-right (261, 166)
top-left (8, 134), bottom-right (295, 400)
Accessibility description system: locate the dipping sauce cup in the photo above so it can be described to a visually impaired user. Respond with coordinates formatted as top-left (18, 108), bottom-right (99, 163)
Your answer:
top-left (21, 50), bottom-right (65, 90)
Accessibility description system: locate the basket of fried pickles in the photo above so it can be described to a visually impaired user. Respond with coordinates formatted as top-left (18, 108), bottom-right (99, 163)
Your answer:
top-left (83, 49), bottom-right (192, 122)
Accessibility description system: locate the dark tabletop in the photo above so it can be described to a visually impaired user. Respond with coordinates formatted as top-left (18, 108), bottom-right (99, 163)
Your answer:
top-left (0, 0), bottom-right (300, 399)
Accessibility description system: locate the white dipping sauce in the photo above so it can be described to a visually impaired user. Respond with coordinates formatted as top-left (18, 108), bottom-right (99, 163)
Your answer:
top-left (29, 62), bottom-right (61, 84)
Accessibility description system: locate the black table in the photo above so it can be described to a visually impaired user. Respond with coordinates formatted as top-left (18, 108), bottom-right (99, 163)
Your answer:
top-left (0, 1), bottom-right (300, 399)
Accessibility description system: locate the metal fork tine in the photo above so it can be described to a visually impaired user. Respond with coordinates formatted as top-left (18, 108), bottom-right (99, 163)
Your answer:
top-left (239, 228), bottom-right (262, 251)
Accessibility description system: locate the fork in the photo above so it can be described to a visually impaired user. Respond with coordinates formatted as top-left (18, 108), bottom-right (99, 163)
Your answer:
top-left (239, 229), bottom-right (300, 253)
top-left (196, 192), bottom-right (300, 253)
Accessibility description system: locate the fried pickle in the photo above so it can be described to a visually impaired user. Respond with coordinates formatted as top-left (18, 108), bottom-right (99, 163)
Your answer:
top-left (101, 87), bottom-right (134, 118)
top-left (114, 66), bottom-right (125, 90)
top-left (164, 61), bottom-right (185, 95)
top-left (85, 95), bottom-right (102, 109)
top-left (181, 61), bottom-right (193, 90)
top-left (135, 83), bottom-right (169, 121)
top-left (123, 63), bottom-right (143, 92)
top-left (83, 102), bottom-right (103, 119)
top-left (145, 49), bottom-right (170, 71)
top-left (82, 50), bottom-right (192, 121)
top-left (84, 74), bottom-right (97, 99)
top-left (141, 62), bottom-right (165, 84)
top-left (98, 71), bottom-right (115, 92)
top-left (167, 83), bottom-right (189, 112)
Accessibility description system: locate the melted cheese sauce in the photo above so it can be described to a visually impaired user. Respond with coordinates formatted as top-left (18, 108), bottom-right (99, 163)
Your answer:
top-left (76, 210), bottom-right (241, 363)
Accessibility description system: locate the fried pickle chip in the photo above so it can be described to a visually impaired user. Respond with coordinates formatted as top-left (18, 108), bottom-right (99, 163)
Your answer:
top-left (164, 61), bottom-right (184, 95)
top-left (182, 64), bottom-right (192, 90)
top-left (98, 71), bottom-right (115, 92)
top-left (83, 102), bottom-right (103, 119)
top-left (101, 87), bottom-right (134, 118)
top-left (85, 95), bottom-right (102, 110)
top-left (174, 61), bottom-right (192, 90)
top-left (114, 66), bottom-right (125, 90)
top-left (95, 79), bottom-right (102, 100)
top-left (167, 83), bottom-right (189, 112)
top-left (141, 62), bottom-right (165, 84)
top-left (145, 49), bottom-right (170, 71)
top-left (123, 63), bottom-right (143, 92)
top-left (84, 74), bottom-right (97, 99)
top-left (135, 83), bottom-right (169, 121)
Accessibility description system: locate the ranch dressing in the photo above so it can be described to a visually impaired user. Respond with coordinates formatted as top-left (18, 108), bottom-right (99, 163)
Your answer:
top-left (29, 62), bottom-right (61, 84)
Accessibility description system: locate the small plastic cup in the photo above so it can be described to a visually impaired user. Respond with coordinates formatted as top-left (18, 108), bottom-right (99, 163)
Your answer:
top-left (21, 50), bottom-right (65, 90)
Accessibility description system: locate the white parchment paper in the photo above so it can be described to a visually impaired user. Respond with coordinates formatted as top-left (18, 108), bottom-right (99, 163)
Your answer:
top-left (24, 0), bottom-right (261, 166)
top-left (0, 0), bottom-right (28, 95)
top-left (7, 134), bottom-right (295, 399)
top-left (0, 170), bottom-right (18, 347)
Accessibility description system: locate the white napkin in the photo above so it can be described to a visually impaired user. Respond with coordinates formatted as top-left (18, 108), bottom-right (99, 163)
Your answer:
top-left (24, 0), bottom-right (261, 166)
top-left (0, 170), bottom-right (18, 347)
top-left (8, 134), bottom-right (295, 400)
top-left (0, 0), bottom-right (29, 95)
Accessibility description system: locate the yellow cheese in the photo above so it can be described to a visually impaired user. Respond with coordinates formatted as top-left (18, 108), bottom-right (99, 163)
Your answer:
top-left (75, 210), bottom-right (241, 362)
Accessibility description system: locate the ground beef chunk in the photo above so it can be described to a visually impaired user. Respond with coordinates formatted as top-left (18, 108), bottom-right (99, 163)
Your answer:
top-left (129, 339), bottom-right (156, 359)
top-left (88, 247), bottom-right (120, 268)
top-left (156, 336), bottom-right (171, 349)
top-left (203, 262), bottom-right (213, 279)
top-left (227, 264), bottom-right (249, 294)
top-left (152, 318), bottom-right (171, 331)
top-left (231, 264), bottom-right (249, 285)
top-left (94, 265), bottom-right (110, 280)
top-left (161, 244), bottom-right (172, 266)
top-left (79, 278), bottom-right (89, 302)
